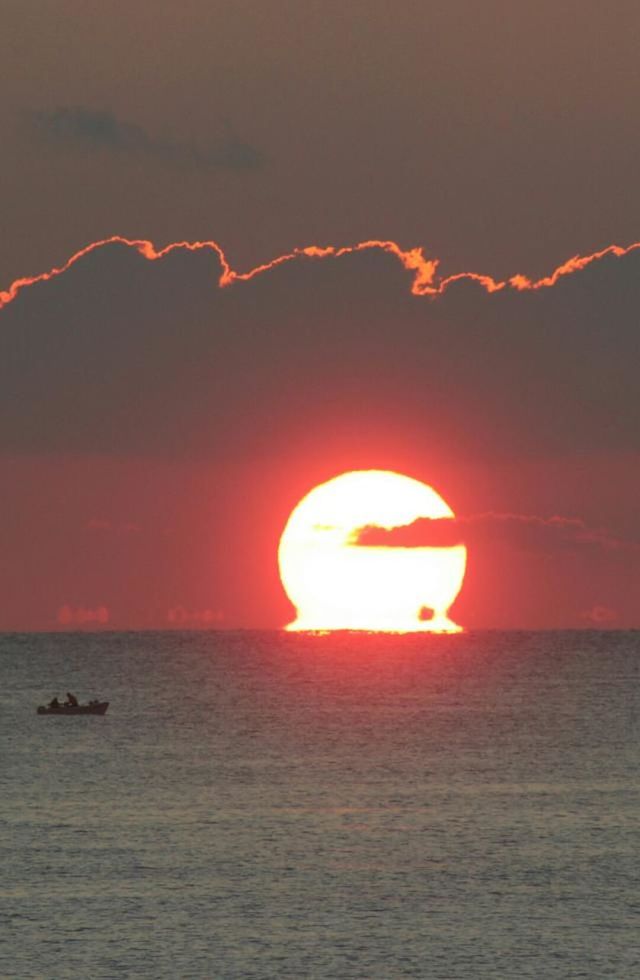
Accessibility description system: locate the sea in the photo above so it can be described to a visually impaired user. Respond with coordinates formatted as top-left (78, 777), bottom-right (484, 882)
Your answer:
top-left (1, 630), bottom-right (638, 979)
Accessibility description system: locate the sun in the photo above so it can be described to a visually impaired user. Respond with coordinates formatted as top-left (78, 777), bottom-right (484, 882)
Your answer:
top-left (279, 470), bottom-right (466, 632)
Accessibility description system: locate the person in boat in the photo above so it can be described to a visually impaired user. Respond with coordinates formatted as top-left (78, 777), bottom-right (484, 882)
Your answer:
top-left (65, 692), bottom-right (79, 707)
top-left (49, 696), bottom-right (60, 708)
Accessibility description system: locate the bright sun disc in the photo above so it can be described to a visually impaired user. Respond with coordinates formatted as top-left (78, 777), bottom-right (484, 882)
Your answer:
top-left (279, 470), bottom-right (466, 632)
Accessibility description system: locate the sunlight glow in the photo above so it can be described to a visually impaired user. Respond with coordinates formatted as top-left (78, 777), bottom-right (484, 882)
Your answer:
top-left (279, 470), bottom-right (466, 632)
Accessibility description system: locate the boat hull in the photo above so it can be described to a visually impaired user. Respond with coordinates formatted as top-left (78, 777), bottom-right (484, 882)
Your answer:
top-left (37, 702), bottom-right (109, 716)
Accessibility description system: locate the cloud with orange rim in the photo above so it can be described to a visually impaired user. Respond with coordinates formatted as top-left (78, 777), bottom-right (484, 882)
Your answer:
top-left (3, 235), bottom-right (640, 311)
top-left (0, 234), bottom-right (638, 463)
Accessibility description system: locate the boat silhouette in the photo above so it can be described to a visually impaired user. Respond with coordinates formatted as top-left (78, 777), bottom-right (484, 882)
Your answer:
top-left (37, 700), bottom-right (109, 716)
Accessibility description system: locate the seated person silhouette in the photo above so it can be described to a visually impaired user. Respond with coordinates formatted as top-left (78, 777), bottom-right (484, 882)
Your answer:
top-left (49, 696), bottom-right (60, 709)
top-left (65, 692), bottom-right (79, 707)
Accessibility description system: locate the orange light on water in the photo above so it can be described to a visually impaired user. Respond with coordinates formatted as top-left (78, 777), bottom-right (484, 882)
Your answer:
top-left (279, 470), bottom-right (466, 632)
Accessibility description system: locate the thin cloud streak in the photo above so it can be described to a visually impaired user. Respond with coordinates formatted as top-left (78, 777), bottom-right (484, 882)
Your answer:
top-left (353, 513), bottom-right (640, 555)
top-left (30, 106), bottom-right (264, 172)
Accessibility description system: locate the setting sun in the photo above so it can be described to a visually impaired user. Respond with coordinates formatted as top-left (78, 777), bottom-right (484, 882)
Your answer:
top-left (279, 470), bottom-right (467, 632)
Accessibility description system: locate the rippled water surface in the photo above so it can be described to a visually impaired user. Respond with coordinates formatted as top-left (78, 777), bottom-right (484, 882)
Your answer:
top-left (1, 631), bottom-right (638, 978)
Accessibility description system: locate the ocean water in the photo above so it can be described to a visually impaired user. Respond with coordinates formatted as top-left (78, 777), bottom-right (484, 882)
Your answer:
top-left (1, 630), bottom-right (638, 979)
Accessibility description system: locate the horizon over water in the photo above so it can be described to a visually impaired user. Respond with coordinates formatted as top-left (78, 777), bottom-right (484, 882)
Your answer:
top-left (1, 629), bottom-right (638, 978)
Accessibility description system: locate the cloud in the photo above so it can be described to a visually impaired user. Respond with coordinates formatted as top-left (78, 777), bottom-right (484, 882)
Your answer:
top-left (353, 513), bottom-right (640, 555)
top-left (30, 107), bottom-right (264, 172)
top-left (4, 234), bottom-right (640, 311)
top-left (57, 604), bottom-right (109, 626)
top-left (86, 518), bottom-right (112, 531)
top-left (580, 604), bottom-right (618, 626)
top-left (86, 518), bottom-right (141, 533)
top-left (167, 606), bottom-right (224, 626)
top-left (0, 234), bottom-right (638, 465)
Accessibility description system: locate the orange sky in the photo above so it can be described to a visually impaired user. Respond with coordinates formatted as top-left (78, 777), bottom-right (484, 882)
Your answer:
top-left (1, 2), bottom-right (639, 629)
top-left (0, 235), bottom-right (638, 630)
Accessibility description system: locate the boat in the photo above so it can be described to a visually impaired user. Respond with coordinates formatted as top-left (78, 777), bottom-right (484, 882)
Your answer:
top-left (37, 701), bottom-right (109, 716)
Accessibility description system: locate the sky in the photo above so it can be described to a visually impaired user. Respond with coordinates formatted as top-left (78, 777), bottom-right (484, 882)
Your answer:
top-left (1, 1), bottom-right (638, 630)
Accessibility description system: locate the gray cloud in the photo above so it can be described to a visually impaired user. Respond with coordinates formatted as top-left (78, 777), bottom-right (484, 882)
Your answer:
top-left (30, 106), bottom-right (264, 171)
top-left (353, 513), bottom-right (640, 555)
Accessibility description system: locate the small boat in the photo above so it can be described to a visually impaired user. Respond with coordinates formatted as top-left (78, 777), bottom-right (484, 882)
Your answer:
top-left (37, 701), bottom-right (109, 716)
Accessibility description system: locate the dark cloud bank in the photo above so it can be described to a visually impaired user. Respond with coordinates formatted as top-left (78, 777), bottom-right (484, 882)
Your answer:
top-left (1, 239), bottom-right (638, 459)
